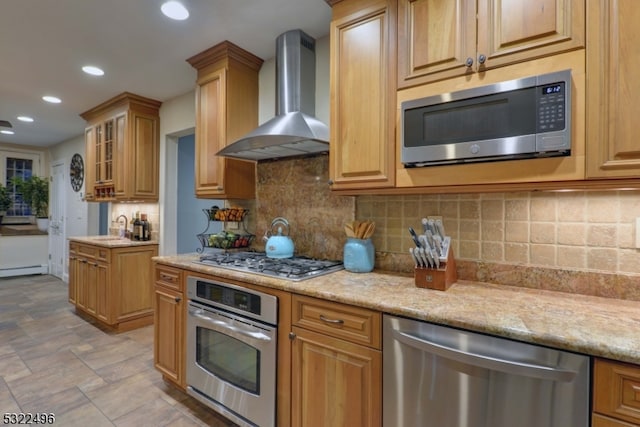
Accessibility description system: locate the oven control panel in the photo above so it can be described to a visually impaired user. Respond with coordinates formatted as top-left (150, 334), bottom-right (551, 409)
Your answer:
top-left (186, 276), bottom-right (278, 325)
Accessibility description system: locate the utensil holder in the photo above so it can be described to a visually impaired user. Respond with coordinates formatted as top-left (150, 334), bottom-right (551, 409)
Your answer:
top-left (414, 249), bottom-right (457, 291)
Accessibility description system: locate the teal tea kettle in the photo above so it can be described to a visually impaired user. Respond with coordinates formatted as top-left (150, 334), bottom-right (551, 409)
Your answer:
top-left (263, 217), bottom-right (295, 258)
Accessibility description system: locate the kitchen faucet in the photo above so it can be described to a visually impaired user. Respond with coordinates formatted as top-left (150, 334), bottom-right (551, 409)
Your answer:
top-left (115, 214), bottom-right (129, 238)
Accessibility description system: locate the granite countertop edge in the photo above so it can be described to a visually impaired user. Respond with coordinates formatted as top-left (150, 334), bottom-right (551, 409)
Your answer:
top-left (154, 253), bottom-right (640, 365)
top-left (69, 236), bottom-right (159, 247)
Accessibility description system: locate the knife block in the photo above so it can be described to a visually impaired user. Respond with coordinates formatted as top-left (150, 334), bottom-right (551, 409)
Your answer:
top-left (414, 249), bottom-right (457, 291)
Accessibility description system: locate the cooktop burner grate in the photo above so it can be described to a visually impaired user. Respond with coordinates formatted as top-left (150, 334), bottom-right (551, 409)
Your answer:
top-left (194, 251), bottom-right (343, 281)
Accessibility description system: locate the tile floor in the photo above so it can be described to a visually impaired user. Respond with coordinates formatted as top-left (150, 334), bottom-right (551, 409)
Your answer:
top-left (0, 274), bottom-right (236, 426)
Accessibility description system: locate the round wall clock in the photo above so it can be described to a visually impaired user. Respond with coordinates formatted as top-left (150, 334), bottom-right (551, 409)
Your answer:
top-left (70, 153), bottom-right (84, 192)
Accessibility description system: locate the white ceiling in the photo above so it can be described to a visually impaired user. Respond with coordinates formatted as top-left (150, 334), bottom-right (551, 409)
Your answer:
top-left (0, 0), bottom-right (332, 147)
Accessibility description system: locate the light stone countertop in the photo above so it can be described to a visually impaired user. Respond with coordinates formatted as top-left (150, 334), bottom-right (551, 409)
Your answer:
top-left (69, 235), bottom-right (159, 248)
top-left (155, 253), bottom-right (640, 365)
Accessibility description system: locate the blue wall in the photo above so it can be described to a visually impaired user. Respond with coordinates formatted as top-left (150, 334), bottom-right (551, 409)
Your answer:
top-left (177, 134), bottom-right (222, 254)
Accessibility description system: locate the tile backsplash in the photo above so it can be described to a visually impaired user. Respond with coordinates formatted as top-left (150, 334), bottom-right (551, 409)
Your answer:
top-left (255, 156), bottom-right (640, 278)
top-left (359, 190), bottom-right (640, 275)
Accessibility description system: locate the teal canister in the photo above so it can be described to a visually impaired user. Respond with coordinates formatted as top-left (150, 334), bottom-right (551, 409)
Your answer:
top-left (343, 238), bottom-right (375, 273)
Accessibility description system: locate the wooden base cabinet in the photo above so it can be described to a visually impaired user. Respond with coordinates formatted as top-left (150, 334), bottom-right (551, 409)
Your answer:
top-left (291, 295), bottom-right (382, 427)
top-left (153, 264), bottom-right (185, 388)
top-left (593, 358), bottom-right (640, 427)
top-left (68, 241), bottom-right (158, 332)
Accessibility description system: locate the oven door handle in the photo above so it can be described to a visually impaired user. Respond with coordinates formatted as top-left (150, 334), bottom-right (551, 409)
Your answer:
top-left (392, 329), bottom-right (577, 382)
top-left (189, 308), bottom-right (273, 342)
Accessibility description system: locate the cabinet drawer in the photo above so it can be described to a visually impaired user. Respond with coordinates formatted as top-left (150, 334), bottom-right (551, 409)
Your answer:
top-left (594, 358), bottom-right (640, 425)
top-left (155, 264), bottom-right (183, 292)
top-left (593, 413), bottom-right (639, 427)
top-left (292, 295), bottom-right (381, 349)
top-left (77, 244), bottom-right (97, 258)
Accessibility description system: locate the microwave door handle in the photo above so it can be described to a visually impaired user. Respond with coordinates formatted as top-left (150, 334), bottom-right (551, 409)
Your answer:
top-left (189, 308), bottom-right (272, 342)
top-left (392, 329), bottom-right (576, 382)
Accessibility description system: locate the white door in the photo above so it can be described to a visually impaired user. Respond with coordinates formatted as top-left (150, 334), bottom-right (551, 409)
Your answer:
top-left (49, 161), bottom-right (66, 279)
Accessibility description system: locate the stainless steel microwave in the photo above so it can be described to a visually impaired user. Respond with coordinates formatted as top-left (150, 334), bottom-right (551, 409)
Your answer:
top-left (401, 69), bottom-right (571, 167)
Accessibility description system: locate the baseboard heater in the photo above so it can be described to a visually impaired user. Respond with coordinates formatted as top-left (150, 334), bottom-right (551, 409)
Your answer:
top-left (0, 264), bottom-right (49, 278)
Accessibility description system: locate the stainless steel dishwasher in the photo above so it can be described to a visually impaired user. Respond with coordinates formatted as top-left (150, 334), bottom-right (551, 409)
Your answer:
top-left (383, 314), bottom-right (590, 427)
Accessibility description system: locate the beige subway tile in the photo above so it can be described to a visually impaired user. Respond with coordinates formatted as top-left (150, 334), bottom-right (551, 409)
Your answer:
top-left (505, 192), bottom-right (530, 199)
top-left (458, 240), bottom-right (480, 259)
top-left (557, 193), bottom-right (586, 222)
top-left (530, 197), bottom-right (557, 221)
top-left (459, 200), bottom-right (480, 219)
top-left (402, 201), bottom-right (420, 219)
top-left (618, 191), bottom-right (640, 222)
top-left (504, 243), bottom-right (529, 263)
top-left (587, 248), bottom-right (618, 271)
top-left (442, 219), bottom-right (457, 239)
top-left (481, 221), bottom-right (504, 241)
top-left (557, 223), bottom-right (586, 246)
top-left (587, 192), bottom-right (620, 223)
top-left (619, 249), bottom-right (640, 274)
top-left (587, 224), bottom-right (617, 248)
top-left (505, 199), bottom-right (529, 221)
top-left (481, 199), bottom-right (504, 220)
top-left (440, 201), bottom-right (459, 219)
top-left (618, 223), bottom-right (634, 249)
top-left (530, 222), bottom-right (556, 244)
top-left (530, 244), bottom-right (556, 266)
top-left (459, 220), bottom-right (480, 241)
top-left (505, 221), bottom-right (529, 243)
top-left (439, 193), bottom-right (461, 200)
top-left (481, 241), bottom-right (504, 261)
top-left (557, 246), bottom-right (586, 269)
top-left (386, 235), bottom-right (404, 253)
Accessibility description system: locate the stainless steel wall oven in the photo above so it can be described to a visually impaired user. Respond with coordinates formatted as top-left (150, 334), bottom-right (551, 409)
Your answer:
top-left (186, 276), bottom-right (278, 427)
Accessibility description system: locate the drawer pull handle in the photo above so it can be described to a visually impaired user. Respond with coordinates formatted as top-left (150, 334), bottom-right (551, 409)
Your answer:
top-left (319, 314), bottom-right (344, 325)
top-left (160, 273), bottom-right (175, 281)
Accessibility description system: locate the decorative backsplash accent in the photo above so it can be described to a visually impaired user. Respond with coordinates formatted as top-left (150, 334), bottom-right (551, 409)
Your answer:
top-left (254, 154), bottom-right (354, 261)
top-left (253, 155), bottom-right (640, 298)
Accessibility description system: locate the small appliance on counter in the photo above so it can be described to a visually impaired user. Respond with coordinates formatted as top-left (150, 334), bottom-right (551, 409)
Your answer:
top-left (263, 217), bottom-right (295, 259)
top-left (409, 217), bottom-right (457, 291)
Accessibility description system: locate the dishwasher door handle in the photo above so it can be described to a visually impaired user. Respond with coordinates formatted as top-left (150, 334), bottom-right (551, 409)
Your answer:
top-left (393, 328), bottom-right (577, 382)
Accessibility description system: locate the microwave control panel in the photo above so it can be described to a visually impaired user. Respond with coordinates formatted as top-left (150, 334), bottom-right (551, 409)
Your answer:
top-left (537, 82), bottom-right (566, 132)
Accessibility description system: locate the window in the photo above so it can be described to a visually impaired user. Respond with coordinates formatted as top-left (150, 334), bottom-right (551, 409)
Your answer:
top-left (0, 149), bottom-right (42, 223)
top-left (6, 157), bottom-right (34, 216)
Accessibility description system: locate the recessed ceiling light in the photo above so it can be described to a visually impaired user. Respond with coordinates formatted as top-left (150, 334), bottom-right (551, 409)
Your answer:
top-left (161, 1), bottom-right (189, 20)
top-left (1, 130), bottom-right (15, 135)
top-left (43, 95), bottom-right (62, 104)
top-left (82, 65), bottom-right (105, 76)
top-left (17, 116), bottom-right (34, 122)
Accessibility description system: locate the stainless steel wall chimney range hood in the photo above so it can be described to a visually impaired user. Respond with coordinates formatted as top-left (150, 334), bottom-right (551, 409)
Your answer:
top-left (216, 29), bottom-right (330, 161)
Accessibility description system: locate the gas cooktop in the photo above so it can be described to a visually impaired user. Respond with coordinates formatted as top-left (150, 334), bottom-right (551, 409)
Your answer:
top-left (194, 251), bottom-right (344, 282)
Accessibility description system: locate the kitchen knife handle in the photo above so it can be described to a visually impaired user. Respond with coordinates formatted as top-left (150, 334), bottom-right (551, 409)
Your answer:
top-left (319, 314), bottom-right (345, 325)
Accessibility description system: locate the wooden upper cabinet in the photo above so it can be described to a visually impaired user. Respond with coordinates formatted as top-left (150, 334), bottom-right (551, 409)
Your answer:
top-left (187, 41), bottom-right (263, 199)
top-left (328, 0), bottom-right (397, 191)
top-left (398, 0), bottom-right (585, 88)
top-left (80, 93), bottom-right (161, 202)
top-left (586, 0), bottom-right (640, 179)
top-left (397, 0), bottom-right (476, 87)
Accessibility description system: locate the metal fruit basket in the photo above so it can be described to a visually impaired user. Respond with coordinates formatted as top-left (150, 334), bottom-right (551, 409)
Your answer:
top-left (197, 232), bottom-right (255, 250)
top-left (206, 207), bottom-right (248, 222)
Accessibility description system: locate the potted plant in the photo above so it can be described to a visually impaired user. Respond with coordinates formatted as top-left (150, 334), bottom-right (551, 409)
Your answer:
top-left (0, 183), bottom-right (11, 225)
top-left (10, 175), bottom-right (49, 231)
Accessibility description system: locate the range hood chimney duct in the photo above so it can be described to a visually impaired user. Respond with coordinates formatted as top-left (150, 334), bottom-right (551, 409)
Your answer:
top-left (216, 29), bottom-right (330, 161)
